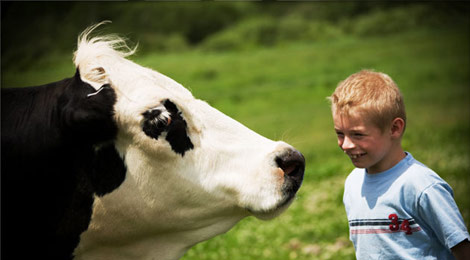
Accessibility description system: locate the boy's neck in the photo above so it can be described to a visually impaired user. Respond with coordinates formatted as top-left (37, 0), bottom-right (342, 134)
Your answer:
top-left (367, 145), bottom-right (406, 174)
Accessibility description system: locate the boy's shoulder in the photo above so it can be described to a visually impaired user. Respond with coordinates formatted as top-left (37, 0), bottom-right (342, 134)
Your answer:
top-left (345, 153), bottom-right (448, 191)
top-left (401, 154), bottom-right (448, 190)
top-left (344, 167), bottom-right (365, 185)
top-left (385, 154), bottom-right (452, 199)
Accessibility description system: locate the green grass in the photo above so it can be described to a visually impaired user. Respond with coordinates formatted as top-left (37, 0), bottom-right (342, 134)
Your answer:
top-left (2, 28), bottom-right (469, 260)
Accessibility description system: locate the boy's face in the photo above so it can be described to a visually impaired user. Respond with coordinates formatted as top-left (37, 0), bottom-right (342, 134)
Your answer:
top-left (333, 110), bottom-right (396, 174)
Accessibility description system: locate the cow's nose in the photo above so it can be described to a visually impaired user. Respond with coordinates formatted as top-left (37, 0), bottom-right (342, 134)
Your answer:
top-left (275, 149), bottom-right (305, 183)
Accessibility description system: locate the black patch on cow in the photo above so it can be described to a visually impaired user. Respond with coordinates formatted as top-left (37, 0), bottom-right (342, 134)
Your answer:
top-left (142, 99), bottom-right (194, 156)
top-left (142, 108), bottom-right (168, 140)
top-left (1, 69), bottom-right (126, 260)
top-left (59, 71), bottom-right (118, 144)
top-left (90, 144), bottom-right (127, 196)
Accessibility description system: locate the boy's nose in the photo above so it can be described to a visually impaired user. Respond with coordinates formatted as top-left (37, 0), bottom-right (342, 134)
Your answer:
top-left (341, 136), bottom-right (355, 150)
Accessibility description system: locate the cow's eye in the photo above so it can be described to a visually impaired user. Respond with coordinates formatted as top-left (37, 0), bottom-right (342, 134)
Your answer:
top-left (142, 105), bottom-right (171, 139)
top-left (141, 99), bottom-right (194, 156)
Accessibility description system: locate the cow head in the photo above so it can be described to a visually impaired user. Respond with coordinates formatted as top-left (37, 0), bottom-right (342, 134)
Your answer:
top-left (73, 23), bottom-right (305, 260)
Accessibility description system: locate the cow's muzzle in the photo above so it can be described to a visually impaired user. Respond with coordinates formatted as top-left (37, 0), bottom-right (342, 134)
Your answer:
top-left (276, 149), bottom-right (305, 197)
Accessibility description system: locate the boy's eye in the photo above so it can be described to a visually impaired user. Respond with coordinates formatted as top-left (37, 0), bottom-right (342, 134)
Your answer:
top-left (353, 133), bottom-right (365, 138)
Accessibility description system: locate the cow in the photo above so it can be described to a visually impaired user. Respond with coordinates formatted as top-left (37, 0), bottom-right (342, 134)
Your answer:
top-left (1, 22), bottom-right (305, 260)
top-left (1, 64), bottom-right (127, 258)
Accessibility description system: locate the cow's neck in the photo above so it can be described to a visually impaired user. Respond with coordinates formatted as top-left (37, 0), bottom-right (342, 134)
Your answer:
top-left (76, 212), bottom-right (244, 260)
top-left (75, 194), bottom-right (245, 260)
top-left (74, 145), bottom-right (248, 260)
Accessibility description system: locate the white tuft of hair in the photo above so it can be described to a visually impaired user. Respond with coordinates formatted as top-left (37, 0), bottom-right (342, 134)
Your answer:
top-left (73, 21), bottom-right (138, 88)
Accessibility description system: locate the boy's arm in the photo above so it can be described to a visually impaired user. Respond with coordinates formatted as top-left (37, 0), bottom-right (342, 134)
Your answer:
top-left (451, 239), bottom-right (470, 260)
top-left (417, 182), bottom-right (470, 257)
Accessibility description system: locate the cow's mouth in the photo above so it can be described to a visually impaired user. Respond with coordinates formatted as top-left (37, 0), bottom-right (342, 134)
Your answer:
top-left (248, 195), bottom-right (296, 220)
top-left (277, 150), bottom-right (305, 196)
top-left (248, 150), bottom-right (305, 220)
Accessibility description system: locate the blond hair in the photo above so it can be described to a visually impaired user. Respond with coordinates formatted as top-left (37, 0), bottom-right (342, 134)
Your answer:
top-left (328, 70), bottom-right (406, 133)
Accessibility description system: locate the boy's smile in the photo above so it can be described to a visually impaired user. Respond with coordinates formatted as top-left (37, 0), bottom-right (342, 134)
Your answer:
top-left (349, 152), bottom-right (366, 159)
top-left (333, 111), bottom-right (405, 174)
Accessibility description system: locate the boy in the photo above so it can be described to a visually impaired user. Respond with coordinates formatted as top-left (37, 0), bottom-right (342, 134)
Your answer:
top-left (328, 70), bottom-right (470, 259)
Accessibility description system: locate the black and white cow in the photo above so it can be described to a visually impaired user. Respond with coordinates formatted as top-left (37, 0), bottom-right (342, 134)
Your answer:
top-left (2, 23), bottom-right (305, 260)
top-left (1, 68), bottom-right (126, 259)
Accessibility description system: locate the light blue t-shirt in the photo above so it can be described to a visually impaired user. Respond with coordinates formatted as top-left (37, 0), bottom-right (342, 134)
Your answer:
top-left (343, 153), bottom-right (470, 260)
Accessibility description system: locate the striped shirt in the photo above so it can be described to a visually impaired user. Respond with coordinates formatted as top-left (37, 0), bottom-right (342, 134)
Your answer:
top-left (343, 153), bottom-right (469, 260)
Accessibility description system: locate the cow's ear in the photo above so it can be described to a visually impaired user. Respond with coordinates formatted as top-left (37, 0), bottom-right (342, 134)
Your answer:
top-left (77, 66), bottom-right (109, 90)
top-left (61, 70), bottom-right (118, 144)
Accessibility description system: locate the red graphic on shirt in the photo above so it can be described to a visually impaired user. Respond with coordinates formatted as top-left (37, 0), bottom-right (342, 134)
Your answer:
top-left (389, 213), bottom-right (413, 235)
top-left (389, 213), bottom-right (399, 231)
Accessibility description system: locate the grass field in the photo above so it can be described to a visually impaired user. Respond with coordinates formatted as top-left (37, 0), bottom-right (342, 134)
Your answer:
top-left (2, 27), bottom-right (469, 260)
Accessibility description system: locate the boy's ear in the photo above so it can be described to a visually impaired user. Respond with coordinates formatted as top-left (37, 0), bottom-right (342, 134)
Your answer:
top-left (390, 118), bottom-right (405, 138)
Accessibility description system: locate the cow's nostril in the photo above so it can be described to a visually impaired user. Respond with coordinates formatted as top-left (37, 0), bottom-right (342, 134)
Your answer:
top-left (275, 149), bottom-right (305, 180)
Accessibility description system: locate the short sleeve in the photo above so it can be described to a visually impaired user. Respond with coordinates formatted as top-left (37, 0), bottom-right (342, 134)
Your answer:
top-left (418, 182), bottom-right (470, 249)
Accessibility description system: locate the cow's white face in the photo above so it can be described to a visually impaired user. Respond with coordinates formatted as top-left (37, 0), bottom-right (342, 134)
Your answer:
top-left (73, 25), bottom-right (304, 260)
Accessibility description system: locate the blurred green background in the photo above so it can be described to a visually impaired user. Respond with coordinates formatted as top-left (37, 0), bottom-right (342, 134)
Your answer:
top-left (2, 2), bottom-right (469, 260)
